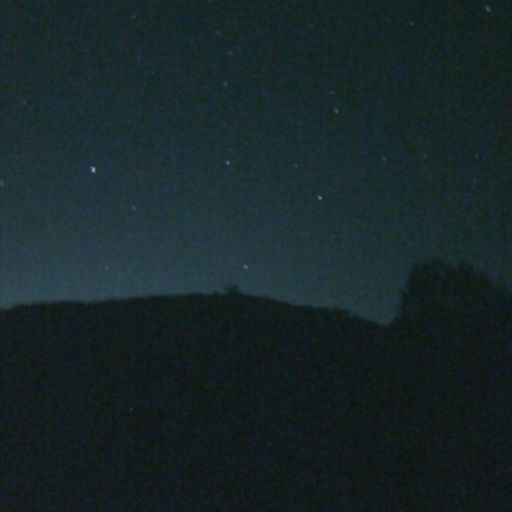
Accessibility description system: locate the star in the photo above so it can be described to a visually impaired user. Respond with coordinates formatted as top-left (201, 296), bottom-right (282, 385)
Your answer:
top-left (89, 166), bottom-right (97, 174)
top-left (317, 194), bottom-right (324, 201)
top-left (0, 179), bottom-right (4, 188)
top-left (242, 264), bottom-right (249, 270)
top-left (225, 159), bottom-right (231, 166)
top-left (484, 5), bottom-right (492, 13)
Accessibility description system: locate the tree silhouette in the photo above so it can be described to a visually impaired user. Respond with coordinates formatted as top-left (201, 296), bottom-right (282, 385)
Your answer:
top-left (222, 283), bottom-right (243, 295)
top-left (396, 258), bottom-right (511, 332)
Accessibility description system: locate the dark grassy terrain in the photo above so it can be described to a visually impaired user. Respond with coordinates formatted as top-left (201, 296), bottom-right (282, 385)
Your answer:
top-left (2, 262), bottom-right (511, 510)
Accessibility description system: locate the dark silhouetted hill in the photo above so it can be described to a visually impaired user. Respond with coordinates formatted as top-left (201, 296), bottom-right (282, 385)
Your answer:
top-left (1, 266), bottom-right (510, 510)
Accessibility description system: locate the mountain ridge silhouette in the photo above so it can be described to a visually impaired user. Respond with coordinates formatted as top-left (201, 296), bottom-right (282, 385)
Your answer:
top-left (2, 261), bottom-right (510, 510)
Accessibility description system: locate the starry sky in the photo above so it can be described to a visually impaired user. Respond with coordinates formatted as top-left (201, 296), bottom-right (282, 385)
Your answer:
top-left (1, 1), bottom-right (510, 323)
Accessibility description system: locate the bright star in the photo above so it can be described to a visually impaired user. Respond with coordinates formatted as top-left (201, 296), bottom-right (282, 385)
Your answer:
top-left (90, 166), bottom-right (96, 174)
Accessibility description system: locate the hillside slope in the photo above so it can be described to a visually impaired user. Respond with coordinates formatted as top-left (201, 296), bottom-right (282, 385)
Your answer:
top-left (1, 292), bottom-right (510, 510)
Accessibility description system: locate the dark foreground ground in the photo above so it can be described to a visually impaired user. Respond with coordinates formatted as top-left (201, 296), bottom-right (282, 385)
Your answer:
top-left (2, 267), bottom-right (511, 510)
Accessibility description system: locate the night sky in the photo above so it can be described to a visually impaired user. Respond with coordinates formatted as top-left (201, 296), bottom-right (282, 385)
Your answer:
top-left (1, 1), bottom-right (510, 323)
